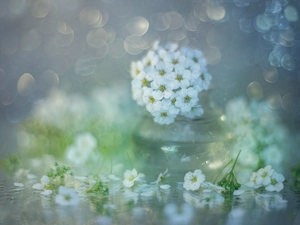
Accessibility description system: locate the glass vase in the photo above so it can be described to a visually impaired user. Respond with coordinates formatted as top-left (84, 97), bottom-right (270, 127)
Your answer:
top-left (132, 103), bottom-right (230, 181)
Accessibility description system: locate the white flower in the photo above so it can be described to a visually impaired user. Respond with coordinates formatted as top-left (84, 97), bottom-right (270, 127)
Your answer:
top-left (175, 88), bottom-right (198, 112)
top-left (32, 175), bottom-right (52, 195)
top-left (55, 186), bottom-right (79, 206)
top-left (193, 72), bottom-right (212, 91)
top-left (256, 165), bottom-right (274, 186)
top-left (170, 66), bottom-right (192, 89)
top-left (245, 172), bottom-right (263, 189)
top-left (123, 169), bottom-right (144, 188)
top-left (130, 61), bottom-right (144, 78)
top-left (151, 110), bottom-right (177, 125)
top-left (150, 77), bottom-right (174, 99)
top-left (142, 87), bottom-right (163, 112)
top-left (164, 203), bottom-right (194, 225)
top-left (265, 172), bottom-right (285, 192)
top-left (153, 169), bottom-right (170, 184)
top-left (142, 51), bottom-right (159, 69)
top-left (183, 169), bottom-right (205, 191)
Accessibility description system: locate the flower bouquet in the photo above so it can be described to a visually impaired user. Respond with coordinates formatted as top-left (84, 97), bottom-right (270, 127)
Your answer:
top-left (130, 42), bottom-right (212, 125)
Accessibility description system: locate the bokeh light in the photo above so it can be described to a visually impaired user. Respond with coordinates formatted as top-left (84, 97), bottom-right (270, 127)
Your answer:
top-left (247, 82), bottom-right (263, 100)
top-left (17, 73), bottom-right (37, 96)
top-left (266, 92), bottom-right (281, 109)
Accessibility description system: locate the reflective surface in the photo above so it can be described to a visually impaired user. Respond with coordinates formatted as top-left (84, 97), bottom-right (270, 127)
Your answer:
top-left (0, 0), bottom-right (300, 224)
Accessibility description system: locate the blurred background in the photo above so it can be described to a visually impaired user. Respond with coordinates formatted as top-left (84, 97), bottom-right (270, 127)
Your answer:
top-left (0, 0), bottom-right (300, 158)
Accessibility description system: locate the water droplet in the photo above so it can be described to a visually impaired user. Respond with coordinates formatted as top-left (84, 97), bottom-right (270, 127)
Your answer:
top-left (281, 53), bottom-right (295, 71)
top-left (17, 73), bottom-right (36, 96)
top-left (74, 55), bottom-right (97, 76)
top-left (247, 81), bottom-right (263, 100)
top-left (263, 67), bottom-right (279, 83)
top-left (126, 17), bottom-right (149, 36)
top-left (266, 92), bottom-right (281, 109)
top-left (284, 5), bottom-right (298, 22)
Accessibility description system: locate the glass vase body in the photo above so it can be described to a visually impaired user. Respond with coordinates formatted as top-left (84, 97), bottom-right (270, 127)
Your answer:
top-left (132, 111), bottom-right (230, 180)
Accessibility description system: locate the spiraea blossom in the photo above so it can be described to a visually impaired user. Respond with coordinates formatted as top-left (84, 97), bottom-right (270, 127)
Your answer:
top-left (131, 42), bottom-right (212, 125)
top-left (183, 169), bottom-right (206, 191)
top-left (246, 165), bottom-right (285, 192)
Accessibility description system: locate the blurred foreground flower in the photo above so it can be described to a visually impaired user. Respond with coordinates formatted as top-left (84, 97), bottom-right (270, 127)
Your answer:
top-left (55, 186), bottom-right (79, 206)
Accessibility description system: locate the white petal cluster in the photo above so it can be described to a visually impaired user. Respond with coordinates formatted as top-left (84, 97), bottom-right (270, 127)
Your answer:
top-left (123, 168), bottom-right (145, 188)
top-left (183, 169), bottom-right (206, 191)
top-left (32, 175), bottom-right (53, 195)
top-left (131, 42), bottom-right (211, 125)
top-left (246, 165), bottom-right (285, 192)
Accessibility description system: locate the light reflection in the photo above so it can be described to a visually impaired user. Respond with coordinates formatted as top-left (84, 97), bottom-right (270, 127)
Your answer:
top-left (281, 93), bottom-right (294, 112)
top-left (39, 70), bottom-right (59, 93)
top-left (31, 0), bottom-right (52, 19)
top-left (86, 28), bottom-right (107, 48)
top-left (150, 12), bottom-right (171, 31)
top-left (263, 67), bottom-right (279, 83)
top-left (266, 92), bottom-right (281, 109)
top-left (206, 6), bottom-right (226, 21)
top-left (284, 5), bottom-right (298, 22)
top-left (17, 73), bottom-right (36, 96)
top-left (247, 82), bottom-right (263, 100)
top-left (126, 17), bottom-right (149, 36)
top-left (166, 11), bottom-right (183, 30)
top-left (79, 7), bottom-right (102, 26)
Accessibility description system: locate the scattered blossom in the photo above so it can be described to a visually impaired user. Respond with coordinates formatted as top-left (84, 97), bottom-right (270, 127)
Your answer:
top-left (183, 169), bottom-right (205, 191)
top-left (265, 171), bottom-right (285, 192)
top-left (32, 175), bottom-right (52, 195)
top-left (123, 169), bottom-right (145, 188)
top-left (153, 169), bottom-right (170, 184)
top-left (131, 42), bottom-right (211, 124)
top-left (246, 165), bottom-right (285, 192)
top-left (55, 186), bottom-right (79, 206)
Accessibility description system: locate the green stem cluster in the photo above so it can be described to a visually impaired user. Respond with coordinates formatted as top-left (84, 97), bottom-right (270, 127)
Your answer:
top-left (217, 150), bottom-right (242, 197)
